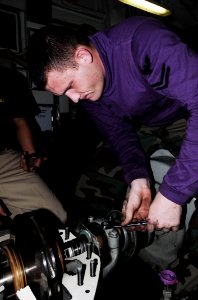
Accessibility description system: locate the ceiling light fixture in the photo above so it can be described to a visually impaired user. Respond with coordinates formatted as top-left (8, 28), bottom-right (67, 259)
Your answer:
top-left (118, 0), bottom-right (171, 16)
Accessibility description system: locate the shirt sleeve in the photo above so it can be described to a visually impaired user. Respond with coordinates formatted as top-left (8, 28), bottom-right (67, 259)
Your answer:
top-left (81, 101), bottom-right (151, 184)
top-left (133, 19), bottom-right (198, 204)
top-left (7, 70), bottom-right (40, 118)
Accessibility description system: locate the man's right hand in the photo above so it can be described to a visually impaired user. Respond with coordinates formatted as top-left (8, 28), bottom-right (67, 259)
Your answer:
top-left (121, 178), bottom-right (152, 227)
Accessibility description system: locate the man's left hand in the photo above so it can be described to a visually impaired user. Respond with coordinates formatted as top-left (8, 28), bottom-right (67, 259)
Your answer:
top-left (147, 191), bottom-right (182, 232)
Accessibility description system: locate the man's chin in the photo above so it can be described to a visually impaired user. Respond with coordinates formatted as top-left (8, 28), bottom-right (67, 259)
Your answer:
top-left (85, 96), bottom-right (99, 102)
top-left (89, 93), bottom-right (102, 101)
top-left (83, 92), bottom-right (101, 102)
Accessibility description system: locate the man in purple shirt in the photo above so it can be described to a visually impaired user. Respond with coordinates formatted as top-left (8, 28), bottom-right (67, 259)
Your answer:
top-left (27, 16), bottom-right (198, 233)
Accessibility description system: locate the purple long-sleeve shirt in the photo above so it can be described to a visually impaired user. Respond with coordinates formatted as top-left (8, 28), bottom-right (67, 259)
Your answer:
top-left (81, 16), bottom-right (198, 206)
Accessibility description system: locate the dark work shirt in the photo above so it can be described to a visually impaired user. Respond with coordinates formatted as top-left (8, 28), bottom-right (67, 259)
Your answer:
top-left (0, 65), bottom-right (40, 150)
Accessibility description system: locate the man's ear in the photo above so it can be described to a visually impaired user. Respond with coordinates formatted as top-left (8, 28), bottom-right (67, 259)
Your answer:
top-left (74, 47), bottom-right (93, 64)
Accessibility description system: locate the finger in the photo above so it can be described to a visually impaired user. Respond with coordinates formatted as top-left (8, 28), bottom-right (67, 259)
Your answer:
top-left (131, 224), bottom-right (147, 232)
top-left (134, 211), bottom-right (148, 220)
top-left (147, 218), bottom-right (158, 232)
top-left (147, 223), bottom-right (155, 232)
top-left (121, 200), bottom-right (127, 217)
top-left (122, 200), bottom-right (128, 211)
top-left (172, 226), bottom-right (179, 232)
top-left (122, 203), bottom-right (134, 225)
top-left (134, 191), bottom-right (151, 220)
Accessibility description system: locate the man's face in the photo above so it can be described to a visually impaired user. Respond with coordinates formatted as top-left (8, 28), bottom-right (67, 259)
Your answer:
top-left (46, 47), bottom-right (105, 103)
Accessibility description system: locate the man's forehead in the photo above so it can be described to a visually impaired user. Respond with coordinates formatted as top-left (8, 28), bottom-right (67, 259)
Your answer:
top-left (45, 69), bottom-right (69, 94)
top-left (46, 69), bottom-right (65, 84)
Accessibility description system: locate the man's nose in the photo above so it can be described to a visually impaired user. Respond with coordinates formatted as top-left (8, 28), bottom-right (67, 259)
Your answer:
top-left (65, 90), bottom-right (80, 103)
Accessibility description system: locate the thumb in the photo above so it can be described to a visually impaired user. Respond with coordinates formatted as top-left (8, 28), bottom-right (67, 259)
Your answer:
top-left (122, 200), bottom-right (133, 225)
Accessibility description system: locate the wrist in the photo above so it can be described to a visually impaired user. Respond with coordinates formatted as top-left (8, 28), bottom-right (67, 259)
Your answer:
top-left (23, 152), bottom-right (41, 171)
top-left (23, 152), bottom-right (40, 159)
top-left (130, 178), bottom-right (150, 188)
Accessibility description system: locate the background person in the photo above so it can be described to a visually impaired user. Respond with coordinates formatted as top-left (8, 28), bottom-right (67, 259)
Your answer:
top-left (0, 65), bottom-right (67, 223)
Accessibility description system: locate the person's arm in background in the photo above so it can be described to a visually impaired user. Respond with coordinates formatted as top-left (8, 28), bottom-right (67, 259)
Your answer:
top-left (6, 67), bottom-right (48, 173)
top-left (14, 116), bottom-right (44, 172)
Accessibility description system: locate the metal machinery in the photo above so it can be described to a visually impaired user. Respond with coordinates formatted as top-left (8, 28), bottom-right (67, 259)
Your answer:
top-left (0, 148), bottom-right (197, 300)
top-left (0, 209), bottom-right (153, 300)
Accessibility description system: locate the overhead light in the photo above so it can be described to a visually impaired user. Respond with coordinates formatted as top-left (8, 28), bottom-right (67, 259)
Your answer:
top-left (118, 0), bottom-right (171, 16)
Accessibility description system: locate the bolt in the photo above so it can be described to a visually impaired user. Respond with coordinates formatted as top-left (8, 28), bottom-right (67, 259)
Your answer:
top-left (86, 242), bottom-right (92, 259)
top-left (90, 259), bottom-right (98, 277)
top-left (77, 266), bottom-right (84, 286)
top-left (65, 226), bottom-right (70, 240)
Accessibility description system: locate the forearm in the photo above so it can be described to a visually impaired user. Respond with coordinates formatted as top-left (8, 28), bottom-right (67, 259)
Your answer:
top-left (82, 102), bottom-right (150, 184)
top-left (14, 117), bottom-right (36, 154)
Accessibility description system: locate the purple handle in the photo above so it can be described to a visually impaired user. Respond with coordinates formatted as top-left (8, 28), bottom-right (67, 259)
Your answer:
top-left (159, 269), bottom-right (178, 286)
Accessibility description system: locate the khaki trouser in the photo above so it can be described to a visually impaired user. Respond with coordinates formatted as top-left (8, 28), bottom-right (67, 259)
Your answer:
top-left (0, 149), bottom-right (67, 223)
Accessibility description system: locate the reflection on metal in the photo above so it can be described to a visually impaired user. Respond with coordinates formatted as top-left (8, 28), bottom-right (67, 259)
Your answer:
top-left (118, 0), bottom-right (171, 16)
